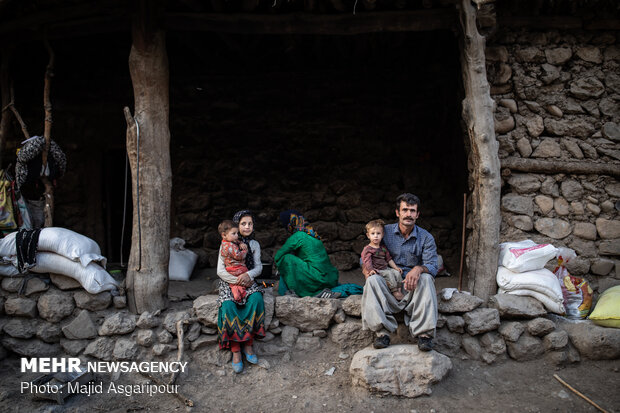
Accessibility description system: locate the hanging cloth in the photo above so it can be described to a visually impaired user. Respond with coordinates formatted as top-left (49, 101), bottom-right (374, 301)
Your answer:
top-left (16, 228), bottom-right (41, 273)
top-left (15, 136), bottom-right (67, 190)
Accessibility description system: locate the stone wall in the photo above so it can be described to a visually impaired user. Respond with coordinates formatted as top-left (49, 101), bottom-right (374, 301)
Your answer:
top-left (486, 28), bottom-right (620, 294)
top-left (3, 275), bottom-right (618, 365)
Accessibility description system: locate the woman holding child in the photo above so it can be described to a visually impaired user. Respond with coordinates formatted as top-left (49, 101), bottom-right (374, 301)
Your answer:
top-left (216, 210), bottom-right (266, 373)
top-left (274, 210), bottom-right (339, 298)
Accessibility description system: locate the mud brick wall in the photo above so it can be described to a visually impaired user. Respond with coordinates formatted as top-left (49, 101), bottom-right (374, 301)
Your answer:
top-left (486, 28), bottom-right (620, 294)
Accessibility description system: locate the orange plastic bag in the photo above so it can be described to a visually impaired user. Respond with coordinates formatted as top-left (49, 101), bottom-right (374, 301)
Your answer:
top-left (554, 248), bottom-right (592, 319)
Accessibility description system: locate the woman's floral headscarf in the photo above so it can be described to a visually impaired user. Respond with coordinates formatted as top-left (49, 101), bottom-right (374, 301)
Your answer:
top-left (279, 210), bottom-right (320, 240)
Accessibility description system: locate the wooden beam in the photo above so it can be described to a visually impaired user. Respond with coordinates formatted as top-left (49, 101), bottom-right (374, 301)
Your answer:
top-left (164, 9), bottom-right (458, 34)
top-left (501, 157), bottom-right (620, 178)
top-left (458, 0), bottom-right (501, 302)
top-left (497, 15), bottom-right (582, 29)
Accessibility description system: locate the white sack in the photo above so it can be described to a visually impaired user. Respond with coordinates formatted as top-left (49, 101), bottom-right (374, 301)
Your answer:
top-left (0, 263), bottom-right (21, 276)
top-left (31, 252), bottom-right (118, 294)
top-left (168, 238), bottom-right (198, 282)
top-left (497, 287), bottom-right (565, 314)
top-left (496, 266), bottom-right (564, 302)
top-left (0, 228), bottom-right (106, 267)
top-left (499, 240), bottom-right (558, 273)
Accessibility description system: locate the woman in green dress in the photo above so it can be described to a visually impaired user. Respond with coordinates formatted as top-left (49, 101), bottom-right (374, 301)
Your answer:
top-left (275, 210), bottom-right (339, 298)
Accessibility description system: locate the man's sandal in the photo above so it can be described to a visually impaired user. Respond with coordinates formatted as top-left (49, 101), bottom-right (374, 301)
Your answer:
top-left (315, 288), bottom-right (341, 299)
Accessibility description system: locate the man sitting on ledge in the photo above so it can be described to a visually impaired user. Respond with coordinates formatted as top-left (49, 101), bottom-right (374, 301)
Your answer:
top-left (361, 193), bottom-right (438, 352)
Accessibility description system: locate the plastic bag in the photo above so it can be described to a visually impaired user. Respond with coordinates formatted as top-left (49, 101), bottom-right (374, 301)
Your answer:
top-left (0, 171), bottom-right (17, 230)
top-left (553, 247), bottom-right (592, 319)
top-left (589, 285), bottom-right (620, 328)
top-left (169, 238), bottom-right (198, 282)
top-left (499, 240), bottom-right (558, 273)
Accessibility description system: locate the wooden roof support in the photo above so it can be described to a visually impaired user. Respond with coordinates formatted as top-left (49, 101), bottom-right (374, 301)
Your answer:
top-left (125, 0), bottom-right (171, 314)
top-left (458, 0), bottom-right (500, 302)
top-left (164, 9), bottom-right (458, 34)
top-left (502, 157), bottom-right (620, 178)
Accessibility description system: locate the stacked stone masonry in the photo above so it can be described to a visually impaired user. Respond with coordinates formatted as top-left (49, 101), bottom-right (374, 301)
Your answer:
top-left (486, 28), bottom-right (620, 295)
top-left (2, 277), bottom-right (619, 365)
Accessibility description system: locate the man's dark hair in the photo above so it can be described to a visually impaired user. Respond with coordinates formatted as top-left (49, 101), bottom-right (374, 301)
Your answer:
top-left (396, 193), bottom-right (421, 210)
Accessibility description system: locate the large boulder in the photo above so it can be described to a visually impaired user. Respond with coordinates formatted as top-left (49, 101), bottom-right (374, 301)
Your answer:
top-left (263, 289), bottom-right (275, 329)
top-left (4, 297), bottom-right (37, 318)
top-left (98, 312), bottom-right (137, 336)
top-left (275, 296), bottom-right (339, 331)
top-left (1, 337), bottom-right (61, 357)
top-left (437, 292), bottom-right (484, 314)
top-left (488, 294), bottom-right (547, 319)
top-left (350, 345), bottom-right (452, 398)
top-left (37, 290), bottom-right (75, 322)
top-left (463, 308), bottom-right (501, 335)
top-left (3, 318), bottom-right (38, 339)
top-left (62, 310), bottom-right (98, 340)
top-left (193, 295), bottom-right (219, 327)
top-left (330, 319), bottom-right (373, 350)
top-left (556, 319), bottom-right (620, 360)
top-left (342, 295), bottom-right (362, 317)
top-left (74, 291), bottom-right (112, 311)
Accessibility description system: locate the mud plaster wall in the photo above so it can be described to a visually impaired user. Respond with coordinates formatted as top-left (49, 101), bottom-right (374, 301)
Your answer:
top-left (486, 28), bottom-right (620, 294)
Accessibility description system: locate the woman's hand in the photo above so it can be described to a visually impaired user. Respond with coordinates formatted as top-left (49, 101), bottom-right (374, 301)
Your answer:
top-left (237, 273), bottom-right (253, 287)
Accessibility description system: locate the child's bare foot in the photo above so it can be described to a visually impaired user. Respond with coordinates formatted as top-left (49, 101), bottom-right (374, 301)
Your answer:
top-left (393, 290), bottom-right (404, 301)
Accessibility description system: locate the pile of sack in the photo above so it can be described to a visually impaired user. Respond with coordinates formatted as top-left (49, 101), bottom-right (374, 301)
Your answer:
top-left (0, 227), bottom-right (118, 294)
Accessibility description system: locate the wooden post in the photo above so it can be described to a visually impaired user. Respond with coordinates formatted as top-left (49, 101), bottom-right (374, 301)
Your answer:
top-left (41, 39), bottom-right (55, 227)
top-left (124, 0), bottom-right (171, 314)
top-left (458, 0), bottom-right (501, 302)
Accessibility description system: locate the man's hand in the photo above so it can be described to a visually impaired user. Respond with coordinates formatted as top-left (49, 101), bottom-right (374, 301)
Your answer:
top-left (237, 273), bottom-right (252, 287)
top-left (404, 266), bottom-right (423, 291)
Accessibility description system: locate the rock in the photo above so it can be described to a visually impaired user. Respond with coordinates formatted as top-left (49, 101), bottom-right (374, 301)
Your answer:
top-left (255, 341), bottom-right (290, 356)
top-left (606, 72), bottom-right (620, 94)
top-left (541, 177), bottom-right (559, 196)
top-left (561, 180), bottom-right (584, 201)
top-left (527, 318), bottom-right (556, 336)
top-left (84, 337), bottom-right (115, 360)
top-left (563, 138), bottom-right (584, 159)
top-left (313, 329), bottom-right (327, 338)
top-left (570, 77), bottom-right (605, 99)
top-left (1, 277), bottom-right (22, 292)
top-left (599, 97), bottom-right (620, 118)
top-left (152, 344), bottom-right (176, 357)
top-left (591, 258), bottom-right (615, 276)
top-left (488, 294), bottom-right (546, 319)
top-left (461, 335), bottom-right (482, 360)
top-left (74, 291), bottom-right (112, 311)
top-left (544, 331), bottom-right (568, 351)
top-left (569, 238), bottom-right (597, 258)
top-left (194, 295), bottom-right (219, 327)
top-left (37, 290), bottom-right (74, 322)
top-left (545, 47), bottom-right (572, 65)
top-left (587, 202), bottom-right (602, 214)
top-left (558, 320), bottom-right (620, 360)
top-left (596, 218), bottom-right (620, 239)
top-left (445, 315), bottom-right (465, 333)
top-left (599, 239), bottom-right (620, 256)
top-left (524, 100), bottom-right (542, 113)
top-left (264, 290), bottom-right (275, 331)
top-left (571, 201), bottom-right (585, 214)
top-left (486, 46), bottom-right (508, 62)
top-left (601, 200), bottom-right (615, 212)
top-left (480, 331), bottom-right (506, 355)
top-left (495, 115), bottom-right (515, 134)
top-left (62, 310), bottom-right (98, 340)
top-left (281, 325), bottom-right (300, 347)
top-left (545, 105), bottom-right (563, 118)
top-left (113, 296), bottom-right (127, 309)
top-left (37, 322), bottom-right (62, 343)
top-left (342, 295), bottom-right (362, 317)
top-left (507, 174), bottom-right (541, 194)
top-left (330, 251), bottom-right (359, 271)
top-left (501, 194), bottom-right (533, 216)
top-left (295, 336), bottom-right (321, 351)
top-left (158, 330), bottom-right (173, 344)
top-left (333, 308), bottom-right (346, 323)
top-left (605, 183), bottom-right (620, 197)
top-left (532, 138), bottom-right (561, 158)
top-left (350, 345), bottom-right (452, 398)
top-left (499, 99), bottom-right (517, 113)
top-left (163, 311), bottom-right (191, 334)
top-left (136, 330), bottom-right (155, 347)
top-left (136, 311), bottom-right (161, 329)
top-left (50, 273), bottom-right (82, 290)
top-left (463, 308), bottom-right (500, 335)
top-left (535, 195), bottom-right (554, 215)
top-left (275, 296), bottom-right (339, 331)
top-left (25, 278), bottom-right (49, 296)
top-left (554, 198), bottom-right (570, 216)
top-left (499, 321), bottom-right (525, 342)
top-left (516, 137), bottom-right (533, 157)
top-left (186, 322), bottom-right (201, 342)
top-left (534, 218), bottom-right (571, 239)
top-left (541, 64), bottom-right (560, 85)
top-left (576, 46), bottom-right (603, 64)
top-left (190, 334), bottom-right (218, 350)
top-left (99, 312), bottom-right (137, 336)
top-left (4, 297), bottom-right (37, 317)
top-left (511, 215), bottom-right (533, 231)
top-left (437, 291), bottom-right (483, 314)
top-left (60, 339), bottom-right (89, 356)
top-left (345, 207), bottom-right (376, 223)
top-left (524, 115), bottom-right (544, 138)
top-left (1, 337), bottom-right (60, 357)
top-left (565, 257), bottom-right (591, 276)
top-left (4, 318), bottom-right (37, 339)
top-left (573, 222), bottom-right (597, 240)
top-left (581, 100), bottom-right (600, 117)
top-left (338, 223), bottom-right (365, 241)
top-left (434, 328), bottom-right (462, 357)
top-left (330, 320), bottom-right (374, 350)
top-left (547, 118), bottom-right (596, 138)
top-left (113, 339), bottom-right (138, 360)
top-left (506, 333), bottom-right (544, 361)
top-left (516, 47), bottom-right (545, 63)
top-left (602, 122), bottom-right (620, 142)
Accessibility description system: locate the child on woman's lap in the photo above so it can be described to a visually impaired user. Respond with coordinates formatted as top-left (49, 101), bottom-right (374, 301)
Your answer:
top-left (361, 219), bottom-right (404, 301)
top-left (219, 220), bottom-right (249, 302)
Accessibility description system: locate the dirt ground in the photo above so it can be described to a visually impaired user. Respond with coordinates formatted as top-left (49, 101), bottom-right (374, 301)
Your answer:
top-left (1, 270), bottom-right (619, 413)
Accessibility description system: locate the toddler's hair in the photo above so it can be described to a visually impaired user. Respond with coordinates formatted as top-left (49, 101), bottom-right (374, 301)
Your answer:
top-left (218, 220), bottom-right (236, 235)
top-left (365, 219), bottom-right (385, 233)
